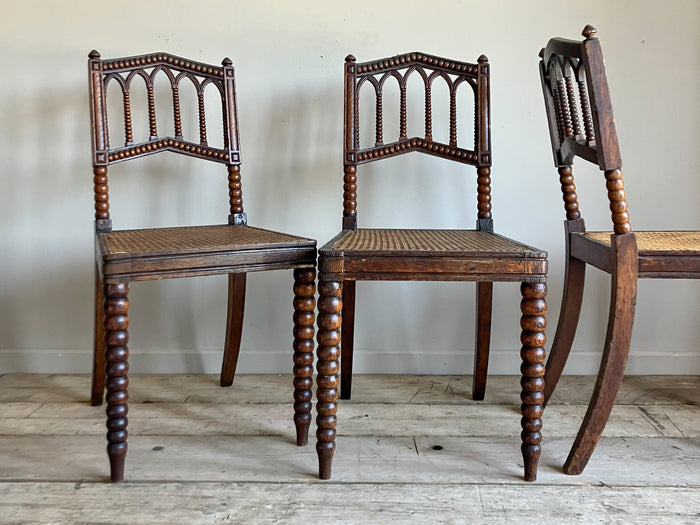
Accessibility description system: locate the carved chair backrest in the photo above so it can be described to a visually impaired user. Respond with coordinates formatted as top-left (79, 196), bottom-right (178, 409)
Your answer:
top-left (88, 51), bottom-right (245, 233)
top-left (342, 52), bottom-right (492, 231)
top-left (539, 26), bottom-right (631, 234)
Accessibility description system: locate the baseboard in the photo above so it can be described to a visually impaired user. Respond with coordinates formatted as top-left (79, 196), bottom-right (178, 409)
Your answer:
top-left (1, 348), bottom-right (698, 375)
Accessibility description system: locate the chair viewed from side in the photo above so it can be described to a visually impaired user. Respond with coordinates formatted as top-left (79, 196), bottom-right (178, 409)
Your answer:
top-left (315, 52), bottom-right (548, 481)
top-left (88, 51), bottom-right (317, 481)
top-left (539, 25), bottom-right (700, 474)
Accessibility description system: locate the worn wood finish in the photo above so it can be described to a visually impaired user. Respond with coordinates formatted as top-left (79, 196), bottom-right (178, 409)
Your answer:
top-left (88, 51), bottom-right (316, 481)
top-left (1, 374), bottom-right (699, 523)
top-left (3, 483), bottom-right (700, 525)
top-left (539, 25), bottom-right (699, 474)
top-left (317, 52), bottom-right (548, 482)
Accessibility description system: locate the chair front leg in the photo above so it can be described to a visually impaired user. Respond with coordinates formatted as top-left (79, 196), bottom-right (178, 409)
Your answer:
top-left (564, 233), bottom-right (637, 475)
top-left (104, 282), bottom-right (130, 482)
top-left (293, 268), bottom-right (316, 446)
top-left (91, 262), bottom-right (106, 406)
top-left (316, 279), bottom-right (342, 479)
top-left (519, 281), bottom-right (547, 482)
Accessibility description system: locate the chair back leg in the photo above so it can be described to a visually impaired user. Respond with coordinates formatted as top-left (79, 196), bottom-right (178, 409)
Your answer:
top-left (221, 273), bottom-right (247, 387)
top-left (91, 262), bottom-right (107, 406)
top-left (564, 234), bottom-right (637, 475)
top-left (472, 281), bottom-right (493, 400)
top-left (340, 280), bottom-right (356, 400)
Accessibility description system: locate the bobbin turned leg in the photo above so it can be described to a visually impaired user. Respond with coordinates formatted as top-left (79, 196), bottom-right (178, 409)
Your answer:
top-left (293, 268), bottom-right (316, 446)
top-left (316, 279), bottom-right (342, 479)
top-left (221, 273), bottom-right (246, 387)
top-left (91, 263), bottom-right (106, 406)
top-left (104, 282), bottom-right (130, 482)
top-left (519, 282), bottom-right (547, 482)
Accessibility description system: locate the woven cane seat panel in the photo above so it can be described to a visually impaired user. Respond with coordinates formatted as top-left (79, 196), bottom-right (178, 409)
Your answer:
top-left (329, 229), bottom-right (545, 257)
top-left (102, 225), bottom-right (314, 259)
top-left (582, 231), bottom-right (700, 255)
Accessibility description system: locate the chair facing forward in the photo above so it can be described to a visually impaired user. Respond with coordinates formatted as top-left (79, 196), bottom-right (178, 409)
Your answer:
top-left (88, 51), bottom-right (317, 481)
top-left (315, 52), bottom-right (548, 481)
top-left (539, 26), bottom-right (700, 474)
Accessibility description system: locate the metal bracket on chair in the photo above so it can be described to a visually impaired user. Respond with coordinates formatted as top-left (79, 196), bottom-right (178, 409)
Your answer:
top-left (95, 219), bottom-right (112, 233)
top-left (229, 213), bottom-right (247, 226)
top-left (476, 218), bottom-right (494, 233)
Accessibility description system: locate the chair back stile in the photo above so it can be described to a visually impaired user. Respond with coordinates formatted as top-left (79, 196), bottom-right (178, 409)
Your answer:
top-left (87, 50), bottom-right (246, 234)
top-left (539, 26), bottom-right (631, 236)
top-left (341, 52), bottom-right (493, 232)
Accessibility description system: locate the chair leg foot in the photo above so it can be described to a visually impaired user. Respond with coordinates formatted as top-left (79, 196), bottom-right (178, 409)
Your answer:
top-left (317, 441), bottom-right (336, 480)
top-left (564, 235), bottom-right (637, 474)
top-left (472, 281), bottom-right (493, 401)
top-left (519, 281), bottom-right (547, 482)
top-left (293, 268), bottom-right (316, 446)
top-left (316, 278), bottom-right (341, 480)
top-left (104, 282), bottom-right (130, 483)
top-left (221, 273), bottom-right (246, 387)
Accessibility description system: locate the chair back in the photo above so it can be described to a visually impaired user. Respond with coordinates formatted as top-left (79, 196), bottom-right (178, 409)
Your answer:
top-left (342, 53), bottom-right (492, 231)
top-left (539, 25), bottom-right (631, 234)
top-left (88, 51), bottom-right (245, 232)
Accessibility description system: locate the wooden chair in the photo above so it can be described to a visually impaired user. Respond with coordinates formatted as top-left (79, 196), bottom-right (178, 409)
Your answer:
top-left (88, 51), bottom-right (317, 481)
top-left (539, 26), bottom-right (700, 475)
top-left (315, 52), bottom-right (548, 481)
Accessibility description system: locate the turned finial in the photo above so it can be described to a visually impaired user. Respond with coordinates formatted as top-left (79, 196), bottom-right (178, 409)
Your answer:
top-left (345, 54), bottom-right (356, 63)
top-left (478, 54), bottom-right (489, 63)
top-left (583, 25), bottom-right (598, 39)
top-left (89, 50), bottom-right (101, 59)
top-left (222, 57), bottom-right (232, 66)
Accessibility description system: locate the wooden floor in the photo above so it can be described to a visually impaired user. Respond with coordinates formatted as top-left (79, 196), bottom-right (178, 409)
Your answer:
top-left (1, 374), bottom-right (699, 524)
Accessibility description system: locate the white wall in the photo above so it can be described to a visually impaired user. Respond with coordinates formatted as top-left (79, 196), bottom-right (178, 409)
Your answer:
top-left (0, 0), bottom-right (698, 375)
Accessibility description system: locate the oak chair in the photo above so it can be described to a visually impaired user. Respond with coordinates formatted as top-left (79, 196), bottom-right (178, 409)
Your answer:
top-left (539, 26), bottom-right (700, 475)
top-left (315, 52), bottom-right (548, 481)
top-left (88, 51), bottom-right (317, 481)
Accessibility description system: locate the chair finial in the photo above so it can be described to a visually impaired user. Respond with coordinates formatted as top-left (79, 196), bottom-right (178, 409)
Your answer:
top-left (222, 57), bottom-right (232, 66)
top-left (478, 54), bottom-right (489, 63)
top-left (346, 54), bottom-right (356, 63)
top-left (582, 25), bottom-right (598, 39)
top-left (89, 50), bottom-right (101, 59)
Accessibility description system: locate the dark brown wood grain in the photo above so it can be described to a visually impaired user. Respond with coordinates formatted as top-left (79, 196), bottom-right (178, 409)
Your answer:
top-left (88, 51), bottom-right (317, 482)
top-left (539, 26), bottom-right (699, 475)
top-left (316, 52), bottom-right (548, 482)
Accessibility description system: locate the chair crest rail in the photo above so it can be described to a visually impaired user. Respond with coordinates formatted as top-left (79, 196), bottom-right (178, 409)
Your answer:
top-left (88, 50), bottom-right (240, 167)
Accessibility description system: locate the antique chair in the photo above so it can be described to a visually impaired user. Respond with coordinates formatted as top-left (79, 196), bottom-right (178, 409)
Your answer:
top-left (88, 51), bottom-right (317, 481)
top-left (315, 52), bottom-right (548, 481)
top-left (539, 26), bottom-right (700, 474)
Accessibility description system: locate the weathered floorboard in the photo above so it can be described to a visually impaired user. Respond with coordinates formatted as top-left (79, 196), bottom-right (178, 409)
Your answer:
top-left (0, 374), bottom-right (698, 524)
top-left (1, 482), bottom-right (699, 525)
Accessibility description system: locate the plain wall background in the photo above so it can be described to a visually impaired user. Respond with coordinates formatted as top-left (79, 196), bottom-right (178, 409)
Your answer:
top-left (0, 0), bottom-right (698, 375)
